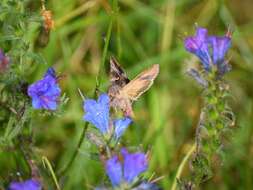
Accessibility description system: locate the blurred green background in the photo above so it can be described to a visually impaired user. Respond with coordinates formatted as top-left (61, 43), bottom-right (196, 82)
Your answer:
top-left (2, 0), bottom-right (253, 189)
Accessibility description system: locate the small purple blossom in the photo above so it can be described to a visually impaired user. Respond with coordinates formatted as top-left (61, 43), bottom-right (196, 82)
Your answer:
top-left (208, 36), bottom-right (231, 74)
top-left (0, 49), bottom-right (9, 72)
top-left (105, 148), bottom-right (148, 187)
top-left (184, 27), bottom-right (232, 74)
top-left (27, 67), bottom-right (61, 110)
top-left (83, 94), bottom-right (132, 138)
top-left (122, 148), bottom-right (148, 183)
top-left (8, 179), bottom-right (41, 190)
top-left (106, 155), bottom-right (123, 186)
top-left (184, 27), bottom-right (211, 70)
top-left (83, 94), bottom-right (110, 134)
top-left (114, 117), bottom-right (132, 139)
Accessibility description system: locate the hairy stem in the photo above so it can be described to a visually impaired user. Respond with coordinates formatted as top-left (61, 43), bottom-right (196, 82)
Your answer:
top-left (171, 143), bottom-right (196, 190)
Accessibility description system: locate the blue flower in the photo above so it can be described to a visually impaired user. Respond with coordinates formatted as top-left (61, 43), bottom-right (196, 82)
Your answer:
top-left (105, 155), bottom-right (123, 186)
top-left (44, 67), bottom-right (56, 78)
top-left (83, 94), bottom-right (132, 138)
top-left (8, 179), bottom-right (41, 190)
top-left (208, 36), bottom-right (231, 74)
top-left (83, 94), bottom-right (110, 134)
top-left (27, 67), bottom-right (61, 110)
top-left (105, 148), bottom-right (148, 187)
top-left (184, 27), bottom-right (232, 74)
top-left (122, 148), bottom-right (148, 183)
top-left (184, 27), bottom-right (211, 70)
top-left (113, 117), bottom-right (132, 139)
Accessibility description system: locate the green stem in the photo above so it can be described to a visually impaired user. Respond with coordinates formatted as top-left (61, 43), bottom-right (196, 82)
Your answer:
top-left (42, 156), bottom-right (61, 190)
top-left (58, 0), bottom-right (117, 176)
top-left (171, 143), bottom-right (196, 190)
top-left (58, 122), bottom-right (89, 176)
top-left (97, 17), bottom-right (113, 87)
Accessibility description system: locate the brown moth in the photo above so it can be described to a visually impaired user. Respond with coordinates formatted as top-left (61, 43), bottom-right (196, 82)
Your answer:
top-left (108, 57), bottom-right (159, 117)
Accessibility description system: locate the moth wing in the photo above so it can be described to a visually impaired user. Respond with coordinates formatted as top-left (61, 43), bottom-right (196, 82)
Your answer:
top-left (109, 56), bottom-right (129, 85)
top-left (121, 64), bottom-right (159, 101)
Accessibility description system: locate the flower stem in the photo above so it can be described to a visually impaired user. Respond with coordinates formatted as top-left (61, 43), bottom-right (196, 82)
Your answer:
top-left (96, 9), bottom-right (115, 87)
top-left (171, 143), bottom-right (196, 190)
top-left (58, 0), bottom-right (117, 177)
top-left (58, 122), bottom-right (89, 176)
top-left (42, 156), bottom-right (61, 190)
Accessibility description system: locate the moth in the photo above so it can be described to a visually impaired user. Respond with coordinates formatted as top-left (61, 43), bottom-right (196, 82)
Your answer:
top-left (108, 57), bottom-right (159, 117)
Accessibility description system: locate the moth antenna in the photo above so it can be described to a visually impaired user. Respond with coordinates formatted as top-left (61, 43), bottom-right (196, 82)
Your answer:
top-left (78, 88), bottom-right (85, 101)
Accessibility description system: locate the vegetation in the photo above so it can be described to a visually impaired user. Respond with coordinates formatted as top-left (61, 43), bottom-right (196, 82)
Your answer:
top-left (1, 0), bottom-right (253, 189)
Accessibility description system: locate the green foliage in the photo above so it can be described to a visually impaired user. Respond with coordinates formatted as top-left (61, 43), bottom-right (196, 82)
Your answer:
top-left (186, 69), bottom-right (235, 187)
top-left (1, 0), bottom-right (253, 190)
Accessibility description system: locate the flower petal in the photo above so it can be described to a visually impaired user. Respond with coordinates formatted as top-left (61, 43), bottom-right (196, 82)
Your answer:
top-left (184, 27), bottom-right (212, 70)
top-left (9, 179), bottom-right (41, 190)
top-left (122, 149), bottom-right (148, 184)
top-left (31, 97), bottom-right (43, 109)
top-left (208, 36), bottom-right (231, 74)
top-left (113, 117), bottom-right (132, 139)
top-left (105, 155), bottom-right (123, 187)
top-left (27, 68), bottom-right (61, 110)
top-left (44, 67), bottom-right (56, 78)
top-left (209, 36), bottom-right (231, 64)
top-left (83, 94), bottom-right (110, 134)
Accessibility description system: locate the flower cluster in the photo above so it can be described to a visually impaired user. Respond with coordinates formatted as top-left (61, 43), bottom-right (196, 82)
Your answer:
top-left (27, 67), bottom-right (61, 110)
top-left (83, 93), bottom-right (132, 140)
top-left (182, 27), bottom-right (235, 188)
top-left (184, 27), bottom-right (232, 75)
top-left (3, 1), bottom-right (165, 189)
top-left (8, 179), bottom-right (41, 190)
top-left (83, 94), bottom-right (159, 189)
top-left (106, 148), bottom-right (148, 187)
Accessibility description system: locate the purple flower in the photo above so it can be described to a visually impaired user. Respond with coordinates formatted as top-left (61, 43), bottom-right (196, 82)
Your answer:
top-left (105, 148), bottom-right (148, 187)
top-left (0, 49), bottom-right (9, 72)
top-left (184, 27), bottom-right (232, 74)
top-left (184, 27), bottom-right (211, 70)
top-left (8, 179), bottom-right (41, 190)
top-left (105, 155), bottom-right (123, 186)
top-left (83, 94), bottom-right (110, 134)
top-left (27, 67), bottom-right (61, 110)
top-left (122, 149), bottom-right (148, 183)
top-left (113, 117), bottom-right (132, 139)
top-left (208, 36), bottom-right (231, 74)
top-left (83, 94), bottom-right (132, 138)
